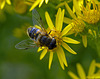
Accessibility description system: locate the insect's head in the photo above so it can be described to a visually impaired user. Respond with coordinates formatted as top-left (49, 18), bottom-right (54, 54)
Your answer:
top-left (27, 27), bottom-right (35, 37)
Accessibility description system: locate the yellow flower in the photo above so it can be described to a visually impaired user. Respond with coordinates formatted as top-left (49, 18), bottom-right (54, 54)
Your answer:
top-left (38, 8), bottom-right (80, 70)
top-left (13, 0), bottom-right (27, 14)
top-left (68, 60), bottom-right (100, 79)
top-left (13, 23), bottom-right (30, 38)
top-left (0, 0), bottom-right (11, 9)
top-left (28, 0), bottom-right (49, 11)
top-left (56, 1), bottom-right (87, 47)
top-left (79, 0), bottom-right (100, 24)
top-left (73, 0), bottom-right (100, 38)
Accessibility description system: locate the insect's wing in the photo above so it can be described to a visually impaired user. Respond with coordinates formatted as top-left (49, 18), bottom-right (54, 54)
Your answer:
top-left (15, 39), bottom-right (36, 50)
top-left (32, 9), bottom-right (46, 31)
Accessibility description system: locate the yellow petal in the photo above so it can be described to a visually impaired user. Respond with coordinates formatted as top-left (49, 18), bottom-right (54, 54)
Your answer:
top-left (49, 51), bottom-right (53, 69)
top-left (88, 29), bottom-right (96, 37)
top-left (68, 71), bottom-right (79, 79)
top-left (45, 11), bottom-right (54, 30)
top-left (56, 8), bottom-right (61, 31)
top-left (62, 37), bottom-right (80, 44)
top-left (45, 0), bottom-right (49, 4)
top-left (82, 35), bottom-right (87, 48)
top-left (1, 1), bottom-right (5, 9)
top-left (88, 60), bottom-right (96, 76)
top-left (95, 63), bottom-right (100, 68)
top-left (76, 63), bottom-right (86, 79)
top-left (87, 70), bottom-right (100, 78)
top-left (61, 24), bottom-right (72, 36)
top-left (37, 47), bottom-right (44, 52)
top-left (6, 0), bottom-right (11, 5)
top-left (57, 47), bottom-right (65, 70)
top-left (62, 42), bottom-right (77, 54)
top-left (56, 2), bottom-right (65, 9)
top-left (58, 46), bottom-right (68, 67)
top-left (65, 2), bottom-right (76, 19)
top-left (73, 5), bottom-right (76, 13)
top-left (40, 49), bottom-right (47, 60)
top-left (87, 73), bottom-right (100, 79)
top-left (73, 0), bottom-right (83, 16)
top-left (59, 9), bottom-right (65, 32)
top-left (39, 0), bottom-right (44, 7)
top-left (63, 17), bottom-right (73, 24)
top-left (25, 2), bottom-right (33, 6)
top-left (29, 0), bottom-right (41, 11)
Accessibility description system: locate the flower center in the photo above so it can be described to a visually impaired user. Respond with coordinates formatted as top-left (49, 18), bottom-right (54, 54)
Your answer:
top-left (50, 30), bottom-right (62, 46)
top-left (71, 19), bottom-right (85, 34)
top-left (82, 9), bottom-right (100, 24)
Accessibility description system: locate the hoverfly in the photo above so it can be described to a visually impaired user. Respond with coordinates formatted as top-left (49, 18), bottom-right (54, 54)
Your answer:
top-left (15, 9), bottom-right (57, 50)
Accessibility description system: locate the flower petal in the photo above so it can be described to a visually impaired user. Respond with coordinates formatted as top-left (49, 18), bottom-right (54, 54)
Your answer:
top-left (39, 0), bottom-right (44, 7)
top-left (56, 2), bottom-right (65, 9)
top-left (68, 71), bottom-right (79, 79)
top-left (37, 47), bottom-right (44, 52)
top-left (29, 0), bottom-right (41, 11)
top-left (61, 24), bottom-right (72, 36)
top-left (62, 37), bottom-right (80, 44)
top-left (59, 9), bottom-right (65, 31)
top-left (87, 69), bottom-right (100, 78)
top-left (45, 11), bottom-right (54, 30)
top-left (95, 63), bottom-right (100, 68)
top-left (73, 0), bottom-right (83, 16)
top-left (58, 46), bottom-right (68, 67)
top-left (1, 1), bottom-right (5, 9)
top-left (63, 17), bottom-right (73, 24)
top-left (88, 60), bottom-right (96, 76)
top-left (65, 2), bottom-right (76, 19)
top-left (49, 51), bottom-right (53, 69)
top-left (56, 8), bottom-right (61, 31)
top-left (6, 0), bottom-right (11, 5)
top-left (62, 42), bottom-right (77, 54)
top-left (88, 29), bottom-right (96, 37)
top-left (40, 49), bottom-right (47, 60)
top-left (76, 63), bottom-right (86, 79)
top-left (57, 47), bottom-right (65, 70)
top-left (45, 0), bottom-right (49, 4)
top-left (82, 35), bottom-right (87, 48)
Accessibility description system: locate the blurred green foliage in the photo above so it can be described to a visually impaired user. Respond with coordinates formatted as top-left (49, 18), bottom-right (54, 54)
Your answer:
top-left (0, 0), bottom-right (100, 79)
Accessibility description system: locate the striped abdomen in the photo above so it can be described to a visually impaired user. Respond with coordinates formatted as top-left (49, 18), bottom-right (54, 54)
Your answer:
top-left (28, 27), bottom-right (41, 41)
top-left (39, 36), bottom-right (57, 49)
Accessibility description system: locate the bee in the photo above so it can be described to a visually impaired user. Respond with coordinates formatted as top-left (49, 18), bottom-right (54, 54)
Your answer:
top-left (15, 9), bottom-right (57, 50)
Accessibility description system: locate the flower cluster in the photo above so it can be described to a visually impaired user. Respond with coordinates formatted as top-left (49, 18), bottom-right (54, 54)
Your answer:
top-left (56, 0), bottom-right (100, 47)
top-left (68, 60), bottom-right (100, 79)
top-left (4, 0), bottom-right (100, 76)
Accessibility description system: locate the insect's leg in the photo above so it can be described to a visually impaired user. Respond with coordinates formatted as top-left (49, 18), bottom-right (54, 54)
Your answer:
top-left (45, 30), bottom-right (52, 36)
top-left (48, 29), bottom-right (56, 34)
top-left (48, 30), bottom-right (52, 34)
top-left (52, 36), bottom-right (57, 38)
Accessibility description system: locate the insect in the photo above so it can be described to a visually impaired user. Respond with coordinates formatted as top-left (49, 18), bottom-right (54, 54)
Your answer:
top-left (15, 9), bottom-right (57, 50)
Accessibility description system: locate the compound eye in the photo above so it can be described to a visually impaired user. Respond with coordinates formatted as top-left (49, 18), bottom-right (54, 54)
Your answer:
top-left (27, 28), bottom-right (31, 34)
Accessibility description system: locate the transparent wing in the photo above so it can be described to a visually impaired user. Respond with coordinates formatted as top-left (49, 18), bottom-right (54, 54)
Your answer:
top-left (32, 9), bottom-right (46, 31)
top-left (15, 39), bottom-right (36, 50)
